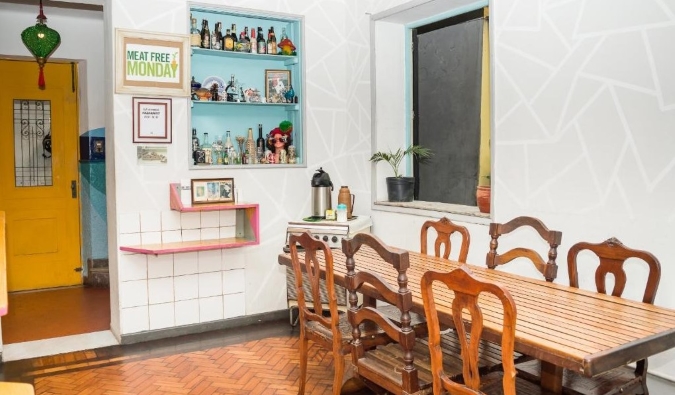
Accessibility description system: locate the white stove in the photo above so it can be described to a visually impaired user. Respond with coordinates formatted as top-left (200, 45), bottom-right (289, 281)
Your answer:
top-left (284, 215), bottom-right (372, 324)
top-left (285, 215), bottom-right (372, 249)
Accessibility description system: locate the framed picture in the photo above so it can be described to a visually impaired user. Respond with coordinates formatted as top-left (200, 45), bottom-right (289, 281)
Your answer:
top-left (132, 97), bottom-right (172, 143)
top-left (265, 69), bottom-right (291, 104)
top-left (115, 29), bottom-right (190, 96)
top-left (191, 178), bottom-right (235, 205)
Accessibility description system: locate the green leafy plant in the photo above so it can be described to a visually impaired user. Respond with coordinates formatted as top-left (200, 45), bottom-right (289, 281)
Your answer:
top-left (369, 145), bottom-right (433, 178)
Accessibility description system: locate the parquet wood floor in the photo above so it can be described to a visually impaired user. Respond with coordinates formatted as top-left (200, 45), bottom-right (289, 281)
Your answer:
top-left (0, 319), bottom-right (370, 395)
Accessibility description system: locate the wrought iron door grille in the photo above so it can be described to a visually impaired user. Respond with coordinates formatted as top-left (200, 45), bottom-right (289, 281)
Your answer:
top-left (13, 99), bottom-right (53, 187)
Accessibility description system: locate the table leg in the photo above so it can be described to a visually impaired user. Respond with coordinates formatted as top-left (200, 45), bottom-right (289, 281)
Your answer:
top-left (540, 361), bottom-right (563, 394)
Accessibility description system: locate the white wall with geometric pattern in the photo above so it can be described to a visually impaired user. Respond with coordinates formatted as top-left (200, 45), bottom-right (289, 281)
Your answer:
top-left (370, 0), bottom-right (675, 379)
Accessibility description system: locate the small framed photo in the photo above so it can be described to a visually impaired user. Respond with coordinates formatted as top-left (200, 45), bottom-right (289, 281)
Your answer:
top-left (132, 97), bottom-right (172, 143)
top-left (191, 178), bottom-right (234, 205)
top-left (265, 69), bottom-right (291, 104)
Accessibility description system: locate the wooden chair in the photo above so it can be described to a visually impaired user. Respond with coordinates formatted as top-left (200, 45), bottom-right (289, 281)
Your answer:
top-left (420, 217), bottom-right (470, 262)
top-left (518, 237), bottom-right (661, 395)
top-left (419, 217), bottom-right (513, 374)
top-left (289, 232), bottom-right (390, 395)
top-left (486, 216), bottom-right (562, 282)
top-left (420, 265), bottom-right (547, 394)
top-left (343, 233), bottom-right (470, 395)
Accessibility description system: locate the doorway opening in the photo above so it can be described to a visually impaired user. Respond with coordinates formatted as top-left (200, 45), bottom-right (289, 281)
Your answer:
top-left (0, 59), bottom-right (111, 352)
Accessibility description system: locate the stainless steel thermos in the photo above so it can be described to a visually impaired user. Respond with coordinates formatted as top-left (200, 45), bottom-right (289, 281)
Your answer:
top-left (311, 168), bottom-right (333, 218)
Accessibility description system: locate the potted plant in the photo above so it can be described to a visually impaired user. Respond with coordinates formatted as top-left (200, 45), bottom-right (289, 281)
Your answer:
top-left (369, 145), bottom-right (432, 202)
top-left (476, 174), bottom-right (490, 213)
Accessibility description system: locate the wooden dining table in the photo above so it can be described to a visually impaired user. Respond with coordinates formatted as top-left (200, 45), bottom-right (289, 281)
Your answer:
top-left (278, 246), bottom-right (675, 394)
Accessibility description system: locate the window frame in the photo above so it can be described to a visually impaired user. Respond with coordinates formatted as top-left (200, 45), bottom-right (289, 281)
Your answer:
top-left (370, 0), bottom-right (491, 224)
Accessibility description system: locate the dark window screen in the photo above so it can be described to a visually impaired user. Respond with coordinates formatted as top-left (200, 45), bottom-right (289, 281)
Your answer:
top-left (413, 14), bottom-right (483, 205)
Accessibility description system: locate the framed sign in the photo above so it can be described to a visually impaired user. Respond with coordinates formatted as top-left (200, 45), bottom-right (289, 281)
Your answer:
top-left (265, 69), bottom-right (291, 104)
top-left (115, 29), bottom-right (190, 96)
top-left (132, 97), bottom-right (172, 143)
top-left (191, 178), bottom-right (235, 205)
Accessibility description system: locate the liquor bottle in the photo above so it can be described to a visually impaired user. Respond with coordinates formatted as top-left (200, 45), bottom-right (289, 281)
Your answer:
top-left (246, 128), bottom-right (255, 164)
top-left (266, 27), bottom-right (277, 55)
top-left (250, 27), bottom-right (257, 54)
top-left (201, 133), bottom-right (212, 164)
top-left (200, 19), bottom-right (211, 49)
top-left (243, 27), bottom-right (251, 52)
top-left (230, 24), bottom-right (238, 49)
top-left (224, 28), bottom-right (233, 51)
top-left (211, 135), bottom-right (223, 165)
top-left (256, 124), bottom-right (265, 163)
top-left (191, 128), bottom-right (200, 164)
top-left (257, 27), bottom-right (266, 54)
top-left (190, 17), bottom-right (201, 47)
top-left (211, 22), bottom-right (222, 50)
top-left (224, 131), bottom-right (234, 164)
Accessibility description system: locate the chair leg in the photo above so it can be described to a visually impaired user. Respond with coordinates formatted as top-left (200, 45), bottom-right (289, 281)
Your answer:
top-left (298, 335), bottom-right (308, 395)
top-left (333, 348), bottom-right (345, 395)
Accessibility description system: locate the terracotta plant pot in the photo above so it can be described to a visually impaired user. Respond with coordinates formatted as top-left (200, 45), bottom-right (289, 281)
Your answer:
top-left (476, 185), bottom-right (491, 213)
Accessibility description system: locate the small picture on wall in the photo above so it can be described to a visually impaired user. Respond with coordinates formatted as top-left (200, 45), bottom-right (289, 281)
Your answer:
top-left (137, 146), bottom-right (168, 165)
top-left (191, 178), bottom-right (234, 205)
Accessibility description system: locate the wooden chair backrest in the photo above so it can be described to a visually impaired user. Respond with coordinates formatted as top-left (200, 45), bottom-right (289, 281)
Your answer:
top-left (421, 265), bottom-right (517, 395)
top-left (486, 216), bottom-right (562, 282)
top-left (342, 233), bottom-right (420, 394)
top-left (420, 217), bottom-right (471, 262)
top-left (568, 237), bottom-right (661, 304)
top-left (289, 232), bottom-right (341, 338)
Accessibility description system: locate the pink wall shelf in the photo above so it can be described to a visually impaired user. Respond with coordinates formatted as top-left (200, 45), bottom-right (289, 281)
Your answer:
top-left (119, 184), bottom-right (260, 255)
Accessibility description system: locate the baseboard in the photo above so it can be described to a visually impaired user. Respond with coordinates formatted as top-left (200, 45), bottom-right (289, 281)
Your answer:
top-left (119, 309), bottom-right (288, 345)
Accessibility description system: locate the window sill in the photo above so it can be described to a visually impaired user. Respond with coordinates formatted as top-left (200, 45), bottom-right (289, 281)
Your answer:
top-left (373, 200), bottom-right (491, 225)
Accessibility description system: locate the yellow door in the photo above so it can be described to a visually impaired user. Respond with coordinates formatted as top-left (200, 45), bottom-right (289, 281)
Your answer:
top-left (0, 60), bottom-right (82, 291)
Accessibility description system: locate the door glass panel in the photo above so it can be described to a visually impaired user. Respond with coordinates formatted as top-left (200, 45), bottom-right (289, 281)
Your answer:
top-left (13, 99), bottom-right (53, 187)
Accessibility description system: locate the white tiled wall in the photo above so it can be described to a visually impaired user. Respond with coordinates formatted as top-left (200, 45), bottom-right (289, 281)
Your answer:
top-left (118, 209), bottom-right (246, 333)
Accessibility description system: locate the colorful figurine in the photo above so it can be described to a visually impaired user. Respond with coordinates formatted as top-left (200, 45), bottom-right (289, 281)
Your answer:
top-left (278, 37), bottom-right (296, 56)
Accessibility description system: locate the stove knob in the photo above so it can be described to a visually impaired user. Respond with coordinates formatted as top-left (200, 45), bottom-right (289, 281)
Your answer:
top-left (322, 235), bottom-right (329, 242)
top-left (331, 236), bottom-right (338, 243)
top-left (314, 235), bottom-right (320, 240)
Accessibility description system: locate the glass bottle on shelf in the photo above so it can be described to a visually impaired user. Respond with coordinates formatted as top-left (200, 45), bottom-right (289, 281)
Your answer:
top-left (190, 17), bottom-right (201, 47)
top-left (267, 27), bottom-right (277, 55)
top-left (224, 131), bottom-right (234, 165)
top-left (257, 27), bottom-right (266, 54)
top-left (224, 28), bottom-right (233, 51)
top-left (200, 19), bottom-right (211, 49)
top-left (256, 124), bottom-right (265, 163)
top-left (246, 128), bottom-right (255, 164)
top-left (230, 24), bottom-right (238, 50)
top-left (280, 27), bottom-right (288, 41)
top-left (212, 22), bottom-right (222, 50)
top-left (243, 27), bottom-right (251, 52)
top-left (201, 133), bottom-right (212, 164)
top-left (211, 135), bottom-right (223, 165)
top-left (191, 128), bottom-right (200, 164)
top-left (250, 27), bottom-right (257, 54)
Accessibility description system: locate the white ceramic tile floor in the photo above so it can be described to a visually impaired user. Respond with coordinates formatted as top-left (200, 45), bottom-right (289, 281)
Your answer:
top-left (2, 330), bottom-right (118, 362)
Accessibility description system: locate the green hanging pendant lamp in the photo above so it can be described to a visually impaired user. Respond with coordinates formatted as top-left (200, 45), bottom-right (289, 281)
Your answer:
top-left (21, 0), bottom-right (61, 89)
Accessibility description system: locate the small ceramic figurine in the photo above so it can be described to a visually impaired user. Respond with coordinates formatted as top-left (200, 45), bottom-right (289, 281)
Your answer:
top-left (288, 145), bottom-right (297, 164)
top-left (265, 149), bottom-right (275, 164)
